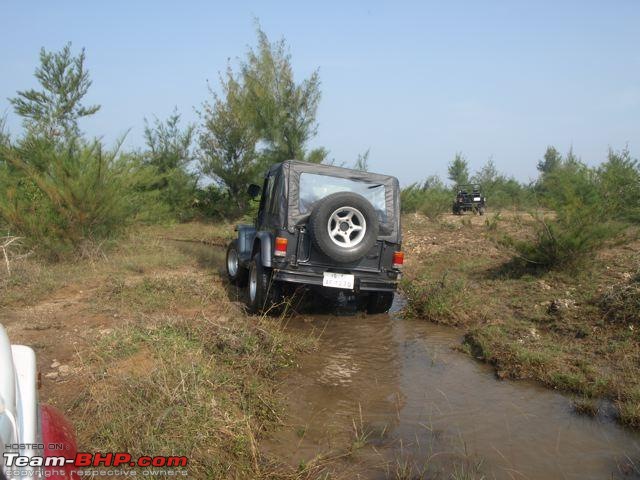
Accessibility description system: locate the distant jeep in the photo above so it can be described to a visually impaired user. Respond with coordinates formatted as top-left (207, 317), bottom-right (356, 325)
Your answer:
top-left (226, 160), bottom-right (403, 314)
top-left (452, 184), bottom-right (486, 215)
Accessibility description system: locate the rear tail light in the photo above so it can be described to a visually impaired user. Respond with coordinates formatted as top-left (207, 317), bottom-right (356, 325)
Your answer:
top-left (274, 237), bottom-right (288, 257)
top-left (393, 251), bottom-right (404, 269)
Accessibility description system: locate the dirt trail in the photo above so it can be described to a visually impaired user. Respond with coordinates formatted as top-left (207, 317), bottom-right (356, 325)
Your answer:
top-left (2, 219), bottom-right (639, 479)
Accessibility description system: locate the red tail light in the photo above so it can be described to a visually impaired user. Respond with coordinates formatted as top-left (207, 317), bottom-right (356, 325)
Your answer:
top-left (41, 404), bottom-right (78, 479)
top-left (274, 237), bottom-right (288, 257)
top-left (393, 251), bottom-right (404, 268)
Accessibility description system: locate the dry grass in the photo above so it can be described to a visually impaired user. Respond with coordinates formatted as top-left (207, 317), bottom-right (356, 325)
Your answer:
top-left (402, 212), bottom-right (640, 428)
top-left (77, 312), bottom-right (307, 478)
top-left (597, 271), bottom-right (640, 324)
top-left (0, 221), bottom-right (319, 479)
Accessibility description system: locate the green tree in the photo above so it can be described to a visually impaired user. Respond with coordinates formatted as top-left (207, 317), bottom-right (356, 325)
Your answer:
top-left (597, 146), bottom-right (640, 222)
top-left (537, 146), bottom-right (562, 174)
top-left (198, 69), bottom-right (261, 211)
top-left (9, 43), bottom-right (100, 139)
top-left (241, 25), bottom-right (325, 164)
top-left (0, 137), bottom-right (158, 258)
top-left (473, 157), bottom-right (499, 186)
top-left (565, 146), bottom-right (580, 166)
top-left (143, 109), bottom-right (197, 219)
top-left (198, 25), bottom-right (327, 213)
top-left (304, 147), bottom-right (329, 164)
top-left (503, 160), bottom-right (621, 270)
top-left (0, 116), bottom-right (9, 148)
top-left (400, 175), bottom-right (450, 218)
top-left (447, 152), bottom-right (469, 185)
top-left (353, 149), bottom-right (370, 171)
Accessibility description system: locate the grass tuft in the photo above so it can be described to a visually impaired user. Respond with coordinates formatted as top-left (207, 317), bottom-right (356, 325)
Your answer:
top-left (403, 273), bottom-right (470, 325)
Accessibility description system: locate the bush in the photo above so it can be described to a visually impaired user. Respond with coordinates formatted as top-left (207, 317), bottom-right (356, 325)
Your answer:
top-left (142, 110), bottom-right (198, 221)
top-left (502, 161), bottom-right (624, 271)
top-left (486, 178), bottom-right (534, 210)
top-left (402, 273), bottom-right (468, 324)
top-left (401, 178), bottom-right (452, 219)
top-left (0, 138), bottom-right (162, 259)
top-left (501, 212), bottom-right (621, 270)
top-left (597, 147), bottom-right (640, 223)
top-left (597, 272), bottom-right (640, 324)
top-left (190, 184), bottom-right (240, 220)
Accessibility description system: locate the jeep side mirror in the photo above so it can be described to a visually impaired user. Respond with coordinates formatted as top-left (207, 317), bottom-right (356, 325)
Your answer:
top-left (247, 184), bottom-right (261, 199)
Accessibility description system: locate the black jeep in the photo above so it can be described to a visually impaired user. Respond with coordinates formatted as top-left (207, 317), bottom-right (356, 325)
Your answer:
top-left (225, 160), bottom-right (403, 314)
top-left (452, 184), bottom-right (486, 215)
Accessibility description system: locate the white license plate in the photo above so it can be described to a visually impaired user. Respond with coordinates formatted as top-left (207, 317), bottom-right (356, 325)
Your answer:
top-left (322, 272), bottom-right (355, 289)
top-left (473, 197), bottom-right (481, 201)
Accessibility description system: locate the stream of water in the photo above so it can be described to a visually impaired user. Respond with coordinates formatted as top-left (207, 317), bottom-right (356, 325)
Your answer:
top-left (263, 297), bottom-right (640, 479)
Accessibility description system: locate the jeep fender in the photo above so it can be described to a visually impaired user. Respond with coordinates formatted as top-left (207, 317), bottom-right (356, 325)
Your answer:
top-left (252, 232), bottom-right (273, 268)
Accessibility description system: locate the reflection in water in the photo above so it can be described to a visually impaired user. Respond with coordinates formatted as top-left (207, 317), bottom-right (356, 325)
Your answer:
top-left (263, 297), bottom-right (640, 479)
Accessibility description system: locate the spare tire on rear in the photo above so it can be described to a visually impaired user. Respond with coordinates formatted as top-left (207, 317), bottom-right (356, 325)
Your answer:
top-left (309, 192), bottom-right (379, 263)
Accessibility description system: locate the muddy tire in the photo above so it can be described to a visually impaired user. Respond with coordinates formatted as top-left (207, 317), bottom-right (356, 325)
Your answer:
top-left (246, 252), bottom-right (278, 315)
top-left (366, 292), bottom-right (394, 314)
top-left (478, 206), bottom-right (485, 216)
top-left (226, 240), bottom-right (247, 286)
top-left (309, 192), bottom-right (379, 264)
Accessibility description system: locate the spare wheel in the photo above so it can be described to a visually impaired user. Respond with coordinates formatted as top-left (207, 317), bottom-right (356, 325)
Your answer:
top-left (309, 191), bottom-right (379, 263)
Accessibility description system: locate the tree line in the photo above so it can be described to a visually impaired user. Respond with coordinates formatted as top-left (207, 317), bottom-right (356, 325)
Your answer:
top-left (402, 145), bottom-right (639, 269)
top-left (0, 27), bottom-right (638, 262)
top-left (0, 27), bottom-right (330, 258)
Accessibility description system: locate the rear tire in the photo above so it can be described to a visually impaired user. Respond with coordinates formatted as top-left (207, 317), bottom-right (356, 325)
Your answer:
top-left (366, 292), bottom-right (394, 314)
top-left (226, 240), bottom-right (248, 286)
top-left (246, 252), bottom-right (279, 315)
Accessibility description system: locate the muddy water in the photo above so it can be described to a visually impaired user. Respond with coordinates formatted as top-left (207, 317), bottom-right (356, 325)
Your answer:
top-left (264, 297), bottom-right (640, 479)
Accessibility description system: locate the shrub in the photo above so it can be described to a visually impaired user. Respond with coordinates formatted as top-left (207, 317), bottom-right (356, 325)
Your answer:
top-left (401, 177), bottom-right (452, 219)
top-left (597, 147), bottom-right (640, 223)
top-left (597, 272), bottom-right (640, 324)
top-left (142, 110), bottom-right (198, 221)
top-left (500, 211), bottom-right (622, 271)
top-left (402, 273), bottom-right (468, 324)
top-left (0, 138), bottom-right (162, 259)
top-left (502, 161), bottom-right (623, 271)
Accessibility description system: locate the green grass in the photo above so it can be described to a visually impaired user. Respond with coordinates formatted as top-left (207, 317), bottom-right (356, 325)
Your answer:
top-left (402, 213), bottom-right (640, 429)
top-left (2, 222), bottom-right (326, 478)
top-left (95, 274), bottom-right (212, 313)
top-left (76, 299), bottom-right (311, 478)
top-left (402, 273), bottom-right (473, 326)
top-left (572, 397), bottom-right (600, 417)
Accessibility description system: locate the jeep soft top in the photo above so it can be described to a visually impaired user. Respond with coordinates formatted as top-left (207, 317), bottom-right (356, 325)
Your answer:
top-left (226, 160), bottom-right (403, 314)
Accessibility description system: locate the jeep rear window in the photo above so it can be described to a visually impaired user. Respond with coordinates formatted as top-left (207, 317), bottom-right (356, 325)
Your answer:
top-left (299, 173), bottom-right (387, 222)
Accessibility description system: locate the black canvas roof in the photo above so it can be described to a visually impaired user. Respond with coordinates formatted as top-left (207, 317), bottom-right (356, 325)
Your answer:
top-left (266, 160), bottom-right (401, 242)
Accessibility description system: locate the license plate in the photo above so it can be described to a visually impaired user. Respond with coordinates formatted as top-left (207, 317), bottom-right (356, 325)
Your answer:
top-left (473, 197), bottom-right (481, 201)
top-left (322, 272), bottom-right (355, 289)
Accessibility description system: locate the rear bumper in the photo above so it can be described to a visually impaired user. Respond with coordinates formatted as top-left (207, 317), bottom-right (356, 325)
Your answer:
top-left (272, 269), bottom-right (398, 293)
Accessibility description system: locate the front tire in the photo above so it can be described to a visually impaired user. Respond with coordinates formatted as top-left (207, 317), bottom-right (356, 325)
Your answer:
top-left (366, 292), bottom-right (394, 314)
top-left (246, 252), bottom-right (278, 315)
top-left (226, 240), bottom-right (248, 286)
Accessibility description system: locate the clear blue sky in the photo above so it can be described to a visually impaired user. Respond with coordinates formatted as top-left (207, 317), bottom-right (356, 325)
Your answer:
top-left (1, 1), bottom-right (638, 185)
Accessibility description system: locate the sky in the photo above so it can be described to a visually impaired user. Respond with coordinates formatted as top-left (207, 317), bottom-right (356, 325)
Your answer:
top-left (1, 1), bottom-right (639, 186)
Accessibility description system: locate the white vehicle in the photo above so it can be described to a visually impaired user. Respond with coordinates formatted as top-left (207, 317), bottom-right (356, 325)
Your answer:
top-left (0, 325), bottom-right (77, 480)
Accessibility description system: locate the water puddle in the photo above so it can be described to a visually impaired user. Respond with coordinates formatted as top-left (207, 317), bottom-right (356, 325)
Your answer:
top-left (263, 297), bottom-right (640, 479)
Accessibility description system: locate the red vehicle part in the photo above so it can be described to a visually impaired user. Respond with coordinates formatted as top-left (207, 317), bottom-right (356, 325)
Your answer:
top-left (41, 404), bottom-right (78, 479)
